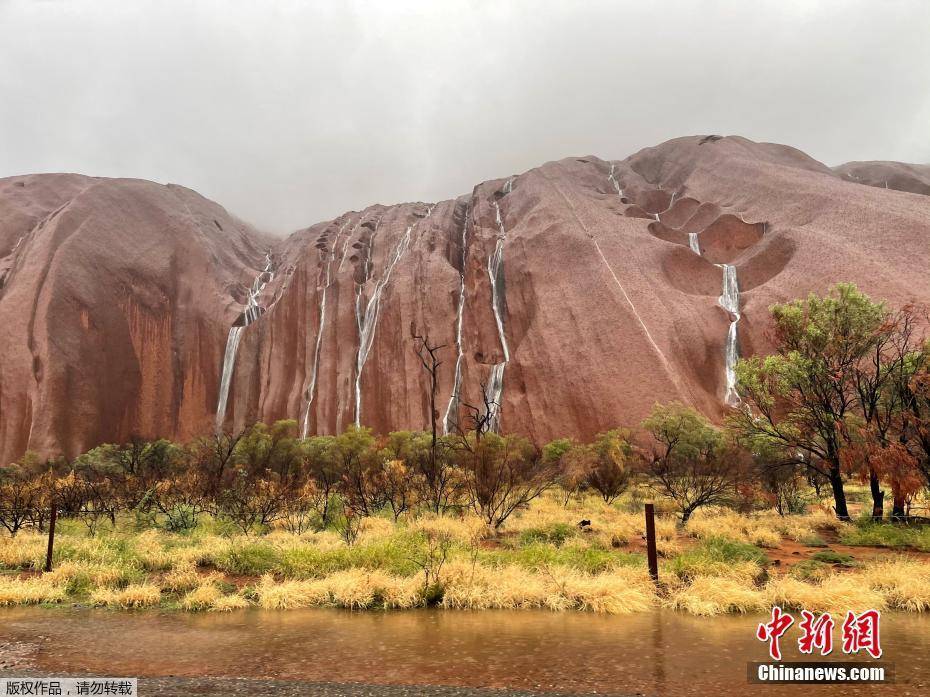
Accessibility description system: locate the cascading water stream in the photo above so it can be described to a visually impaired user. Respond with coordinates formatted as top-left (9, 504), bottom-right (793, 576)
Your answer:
top-left (718, 263), bottom-right (741, 406)
top-left (652, 193), bottom-right (677, 221)
top-left (215, 253), bottom-right (275, 432)
top-left (606, 159), bottom-right (749, 407)
top-left (485, 195), bottom-right (511, 431)
top-left (607, 163), bottom-right (624, 199)
top-left (299, 221), bottom-right (354, 438)
top-left (688, 233), bottom-right (701, 255)
top-left (442, 205), bottom-right (471, 435)
top-left (353, 206), bottom-right (433, 426)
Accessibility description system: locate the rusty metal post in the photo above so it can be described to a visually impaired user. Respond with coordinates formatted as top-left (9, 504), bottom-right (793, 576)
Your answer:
top-left (645, 502), bottom-right (659, 583)
top-left (44, 504), bottom-right (57, 573)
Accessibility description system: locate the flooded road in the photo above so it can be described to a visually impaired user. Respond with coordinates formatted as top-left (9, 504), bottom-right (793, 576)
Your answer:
top-left (1, 607), bottom-right (927, 696)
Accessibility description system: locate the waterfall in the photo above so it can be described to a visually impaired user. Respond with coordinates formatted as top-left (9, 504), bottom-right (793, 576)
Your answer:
top-left (215, 253), bottom-right (275, 432)
top-left (299, 221), bottom-right (353, 438)
top-left (443, 205), bottom-right (470, 435)
top-left (9, 235), bottom-right (25, 255)
top-left (718, 264), bottom-right (741, 406)
top-left (688, 233), bottom-right (701, 255)
top-left (353, 206), bottom-right (433, 426)
top-left (485, 200), bottom-right (510, 431)
top-left (654, 192), bottom-right (677, 221)
top-left (607, 163), bottom-right (624, 198)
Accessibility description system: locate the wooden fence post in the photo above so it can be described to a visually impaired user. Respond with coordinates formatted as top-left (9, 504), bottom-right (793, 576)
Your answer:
top-left (44, 504), bottom-right (57, 573)
top-left (645, 502), bottom-right (659, 583)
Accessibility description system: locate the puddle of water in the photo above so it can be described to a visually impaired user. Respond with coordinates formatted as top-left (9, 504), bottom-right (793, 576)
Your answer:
top-left (1, 607), bottom-right (928, 695)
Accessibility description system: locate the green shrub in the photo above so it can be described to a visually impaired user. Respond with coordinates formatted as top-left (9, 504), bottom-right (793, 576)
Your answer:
top-left (810, 550), bottom-right (856, 567)
top-left (215, 543), bottom-right (280, 575)
top-left (669, 537), bottom-right (768, 581)
top-left (789, 559), bottom-right (830, 581)
top-left (840, 521), bottom-right (930, 552)
top-left (519, 523), bottom-right (576, 547)
top-left (799, 535), bottom-right (828, 547)
top-left (278, 539), bottom-right (417, 579)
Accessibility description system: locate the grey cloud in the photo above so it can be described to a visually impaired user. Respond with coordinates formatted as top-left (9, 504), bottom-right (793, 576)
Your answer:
top-left (1, 0), bottom-right (928, 234)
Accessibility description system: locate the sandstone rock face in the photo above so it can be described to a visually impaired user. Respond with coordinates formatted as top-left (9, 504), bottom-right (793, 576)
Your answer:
top-left (3, 136), bottom-right (930, 462)
top-left (834, 161), bottom-right (930, 196)
top-left (0, 175), bottom-right (273, 463)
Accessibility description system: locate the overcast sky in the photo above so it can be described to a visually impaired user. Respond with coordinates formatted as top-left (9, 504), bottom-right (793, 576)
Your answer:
top-left (1, 0), bottom-right (928, 234)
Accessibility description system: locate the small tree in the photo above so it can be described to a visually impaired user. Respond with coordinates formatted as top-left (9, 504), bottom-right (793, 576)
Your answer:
top-left (0, 455), bottom-right (47, 536)
top-left (213, 471), bottom-right (288, 534)
top-left (147, 469), bottom-right (209, 532)
top-left (333, 426), bottom-right (382, 517)
top-left (76, 438), bottom-right (179, 513)
top-left (642, 403), bottom-right (741, 525)
top-left (373, 458), bottom-right (418, 522)
top-left (459, 432), bottom-right (558, 530)
top-left (302, 435), bottom-right (343, 528)
top-left (894, 344), bottom-right (930, 490)
top-left (543, 438), bottom-right (582, 506)
top-left (730, 284), bottom-right (892, 520)
top-left (279, 480), bottom-right (328, 534)
top-left (750, 444), bottom-right (811, 516)
top-left (584, 429), bottom-right (637, 504)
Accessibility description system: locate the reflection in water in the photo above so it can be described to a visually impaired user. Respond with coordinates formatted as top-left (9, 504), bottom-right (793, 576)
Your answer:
top-left (1, 608), bottom-right (928, 696)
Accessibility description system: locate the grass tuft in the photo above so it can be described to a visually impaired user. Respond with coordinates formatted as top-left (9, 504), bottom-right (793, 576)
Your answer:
top-left (90, 582), bottom-right (162, 608)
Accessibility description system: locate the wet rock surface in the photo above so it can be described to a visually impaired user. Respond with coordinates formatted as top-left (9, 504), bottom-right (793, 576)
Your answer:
top-left (2, 135), bottom-right (930, 460)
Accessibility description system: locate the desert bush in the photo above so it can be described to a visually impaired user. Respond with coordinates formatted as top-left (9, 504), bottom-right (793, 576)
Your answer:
top-left (215, 541), bottom-right (280, 575)
top-left (641, 404), bottom-right (744, 524)
top-left (584, 430), bottom-right (638, 504)
top-left (519, 522), bottom-right (576, 547)
top-left (459, 432), bottom-right (558, 530)
top-left (0, 456), bottom-right (50, 536)
top-left (810, 550), bottom-right (856, 567)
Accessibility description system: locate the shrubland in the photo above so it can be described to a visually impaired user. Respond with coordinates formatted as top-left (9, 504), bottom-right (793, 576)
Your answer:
top-left (1, 284), bottom-right (929, 615)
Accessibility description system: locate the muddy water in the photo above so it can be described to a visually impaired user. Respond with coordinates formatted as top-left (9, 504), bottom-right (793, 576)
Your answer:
top-left (1, 607), bottom-right (928, 696)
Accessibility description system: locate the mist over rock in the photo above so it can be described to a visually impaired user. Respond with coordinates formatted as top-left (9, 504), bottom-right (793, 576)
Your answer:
top-left (2, 136), bottom-right (929, 462)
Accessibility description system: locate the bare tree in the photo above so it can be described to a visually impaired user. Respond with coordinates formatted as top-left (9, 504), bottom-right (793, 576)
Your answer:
top-left (412, 328), bottom-right (446, 452)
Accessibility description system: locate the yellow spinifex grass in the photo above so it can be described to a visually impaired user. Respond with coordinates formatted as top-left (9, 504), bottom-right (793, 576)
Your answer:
top-left (0, 575), bottom-right (67, 606)
top-left (857, 558), bottom-right (930, 612)
top-left (0, 533), bottom-right (46, 570)
top-left (555, 567), bottom-right (656, 614)
top-left (178, 577), bottom-right (247, 612)
top-left (210, 594), bottom-right (250, 612)
top-left (0, 490), bottom-right (928, 615)
top-left (326, 569), bottom-right (423, 609)
top-left (47, 560), bottom-right (134, 589)
top-left (765, 575), bottom-right (886, 613)
top-left (408, 514), bottom-right (489, 544)
top-left (666, 576), bottom-right (769, 616)
top-left (254, 574), bottom-right (329, 610)
top-left (440, 561), bottom-right (550, 610)
top-left (90, 583), bottom-right (162, 608)
top-left (180, 581), bottom-right (225, 610)
top-left (440, 561), bottom-right (655, 614)
top-left (688, 510), bottom-right (796, 548)
top-left (506, 490), bottom-right (682, 555)
top-left (162, 564), bottom-right (208, 593)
